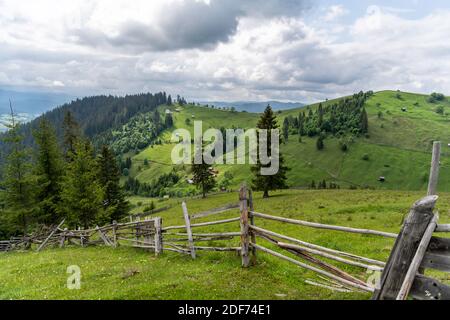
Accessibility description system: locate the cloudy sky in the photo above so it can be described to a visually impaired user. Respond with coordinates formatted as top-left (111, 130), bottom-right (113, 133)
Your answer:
top-left (1, 0), bottom-right (450, 104)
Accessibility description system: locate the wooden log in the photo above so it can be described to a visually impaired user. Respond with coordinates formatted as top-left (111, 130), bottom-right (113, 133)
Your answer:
top-left (410, 275), bottom-right (450, 300)
top-left (436, 224), bottom-right (450, 232)
top-left (372, 195), bottom-right (438, 300)
top-left (154, 217), bottom-right (162, 256)
top-left (251, 243), bottom-right (373, 292)
top-left (177, 246), bottom-right (241, 252)
top-left (251, 212), bottom-right (397, 238)
top-left (239, 185), bottom-right (250, 268)
top-left (396, 214), bottom-right (439, 300)
top-left (421, 252), bottom-right (450, 272)
top-left (163, 247), bottom-right (191, 254)
top-left (273, 240), bottom-right (368, 286)
top-left (250, 225), bottom-right (385, 267)
top-left (37, 219), bottom-right (65, 252)
top-left (163, 217), bottom-right (240, 231)
top-left (427, 141), bottom-right (441, 196)
top-left (166, 232), bottom-right (241, 238)
top-left (277, 241), bottom-right (382, 272)
top-left (191, 203), bottom-right (240, 219)
top-left (182, 202), bottom-right (196, 259)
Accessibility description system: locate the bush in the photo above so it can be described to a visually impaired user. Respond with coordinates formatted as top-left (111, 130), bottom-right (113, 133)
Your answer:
top-left (436, 105), bottom-right (445, 115)
top-left (316, 136), bottom-right (325, 150)
top-left (362, 154), bottom-right (370, 161)
top-left (428, 92), bottom-right (446, 103)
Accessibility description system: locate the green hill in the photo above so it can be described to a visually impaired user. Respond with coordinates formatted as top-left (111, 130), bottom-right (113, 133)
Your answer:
top-left (126, 90), bottom-right (450, 194)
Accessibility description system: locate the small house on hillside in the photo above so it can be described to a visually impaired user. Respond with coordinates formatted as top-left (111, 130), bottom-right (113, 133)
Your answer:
top-left (165, 109), bottom-right (173, 115)
top-left (401, 107), bottom-right (407, 112)
top-left (378, 176), bottom-right (386, 182)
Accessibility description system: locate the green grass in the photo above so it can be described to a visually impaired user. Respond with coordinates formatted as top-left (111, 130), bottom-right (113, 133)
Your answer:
top-left (1, 189), bottom-right (449, 300)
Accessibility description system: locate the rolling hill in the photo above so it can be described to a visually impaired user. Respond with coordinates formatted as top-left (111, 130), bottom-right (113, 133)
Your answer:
top-left (127, 90), bottom-right (450, 194)
top-left (3, 89), bottom-right (449, 195)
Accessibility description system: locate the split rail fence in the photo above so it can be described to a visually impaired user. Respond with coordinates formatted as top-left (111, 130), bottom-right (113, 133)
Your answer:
top-left (1, 142), bottom-right (449, 300)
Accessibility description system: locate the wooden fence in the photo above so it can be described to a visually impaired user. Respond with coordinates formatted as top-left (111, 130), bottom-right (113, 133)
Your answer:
top-left (1, 142), bottom-right (449, 300)
top-left (0, 218), bottom-right (163, 255)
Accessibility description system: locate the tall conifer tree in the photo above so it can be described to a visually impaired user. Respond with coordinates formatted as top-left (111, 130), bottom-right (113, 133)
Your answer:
top-left (251, 106), bottom-right (290, 198)
top-left (62, 111), bottom-right (80, 162)
top-left (33, 118), bottom-right (64, 224)
top-left (60, 140), bottom-right (102, 229)
top-left (1, 106), bottom-right (34, 233)
top-left (96, 145), bottom-right (129, 223)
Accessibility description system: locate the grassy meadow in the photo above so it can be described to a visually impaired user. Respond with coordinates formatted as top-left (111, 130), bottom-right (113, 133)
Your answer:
top-left (127, 91), bottom-right (450, 193)
top-left (1, 189), bottom-right (449, 300)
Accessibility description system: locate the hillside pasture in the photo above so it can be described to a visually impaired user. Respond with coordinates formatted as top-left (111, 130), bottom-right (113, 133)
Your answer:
top-left (2, 189), bottom-right (449, 300)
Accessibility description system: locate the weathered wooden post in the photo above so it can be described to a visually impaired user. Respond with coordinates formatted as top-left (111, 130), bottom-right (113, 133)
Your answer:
top-left (182, 202), bottom-right (196, 259)
top-left (154, 217), bottom-right (163, 256)
top-left (59, 228), bottom-right (68, 248)
top-left (239, 185), bottom-right (250, 268)
top-left (248, 189), bottom-right (257, 264)
top-left (372, 196), bottom-right (438, 300)
top-left (112, 220), bottom-right (118, 248)
top-left (427, 141), bottom-right (441, 196)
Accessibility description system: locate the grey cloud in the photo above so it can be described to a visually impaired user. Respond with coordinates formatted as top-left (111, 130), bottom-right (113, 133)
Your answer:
top-left (73, 0), bottom-right (309, 52)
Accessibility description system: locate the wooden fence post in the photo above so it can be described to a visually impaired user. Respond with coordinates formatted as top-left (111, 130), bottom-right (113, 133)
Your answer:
top-left (248, 189), bottom-right (257, 264)
top-left (427, 141), bottom-right (441, 196)
top-left (239, 185), bottom-right (250, 268)
top-left (154, 217), bottom-right (163, 256)
top-left (372, 196), bottom-right (438, 300)
top-left (112, 220), bottom-right (118, 248)
top-left (59, 228), bottom-right (68, 248)
top-left (182, 202), bottom-right (196, 259)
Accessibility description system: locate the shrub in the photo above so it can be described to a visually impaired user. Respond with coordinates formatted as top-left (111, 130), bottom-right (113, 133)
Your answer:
top-left (362, 154), bottom-right (370, 161)
top-left (436, 105), bottom-right (445, 115)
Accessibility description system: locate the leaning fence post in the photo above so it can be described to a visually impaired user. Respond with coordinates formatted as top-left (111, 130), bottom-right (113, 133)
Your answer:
top-left (372, 196), bottom-right (438, 300)
top-left (427, 141), bottom-right (441, 196)
top-left (182, 202), bottom-right (196, 259)
top-left (239, 185), bottom-right (250, 268)
top-left (154, 217), bottom-right (163, 256)
top-left (248, 189), bottom-right (257, 264)
top-left (112, 220), bottom-right (118, 248)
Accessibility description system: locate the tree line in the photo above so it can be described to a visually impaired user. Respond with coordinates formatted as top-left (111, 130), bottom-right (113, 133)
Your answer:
top-left (282, 91), bottom-right (371, 145)
top-left (0, 111), bottom-right (129, 239)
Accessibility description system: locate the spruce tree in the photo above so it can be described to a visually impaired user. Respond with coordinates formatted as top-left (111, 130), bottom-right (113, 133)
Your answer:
top-left (360, 107), bottom-right (369, 134)
top-left (62, 111), bottom-right (80, 162)
top-left (60, 140), bottom-right (102, 229)
top-left (316, 135), bottom-right (325, 150)
top-left (251, 105), bottom-right (290, 198)
top-left (96, 145), bottom-right (130, 223)
top-left (165, 113), bottom-right (174, 128)
top-left (1, 108), bottom-right (34, 234)
top-left (192, 160), bottom-right (216, 199)
top-left (32, 118), bottom-right (64, 224)
top-left (282, 117), bottom-right (289, 142)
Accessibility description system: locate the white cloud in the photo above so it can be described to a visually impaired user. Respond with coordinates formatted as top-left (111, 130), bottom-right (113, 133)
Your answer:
top-left (0, 1), bottom-right (450, 103)
top-left (324, 5), bottom-right (348, 21)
